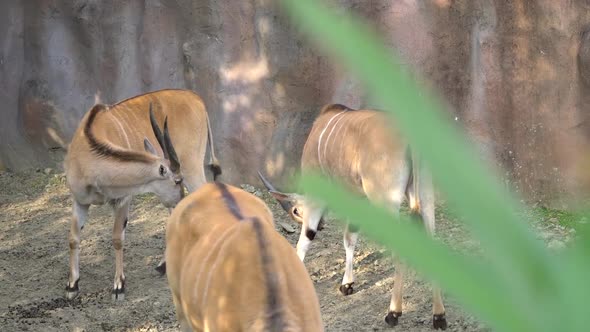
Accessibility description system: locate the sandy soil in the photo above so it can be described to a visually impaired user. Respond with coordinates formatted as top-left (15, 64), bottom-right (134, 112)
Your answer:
top-left (0, 170), bottom-right (572, 332)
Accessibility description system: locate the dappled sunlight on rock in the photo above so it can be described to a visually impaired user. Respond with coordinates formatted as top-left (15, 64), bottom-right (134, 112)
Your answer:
top-left (266, 152), bottom-right (285, 178)
top-left (220, 56), bottom-right (270, 84)
top-left (221, 94), bottom-right (253, 114)
top-left (433, 0), bottom-right (451, 8)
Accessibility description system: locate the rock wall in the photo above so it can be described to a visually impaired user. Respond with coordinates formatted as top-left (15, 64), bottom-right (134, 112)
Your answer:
top-left (2, 0), bottom-right (590, 206)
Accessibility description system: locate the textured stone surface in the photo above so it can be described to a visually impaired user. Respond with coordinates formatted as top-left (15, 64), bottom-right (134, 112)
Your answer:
top-left (2, 0), bottom-right (590, 205)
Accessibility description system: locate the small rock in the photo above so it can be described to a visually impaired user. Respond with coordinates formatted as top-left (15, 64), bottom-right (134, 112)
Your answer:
top-left (240, 184), bottom-right (256, 193)
top-left (314, 249), bottom-right (331, 257)
top-left (539, 231), bottom-right (552, 240)
top-left (548, 239), bottom-right (565, 250)
top-left (44, 168), bottom-right (53, 175)
top-left (278, 221), bottom-right (295, 233)
top-left (548, 217), bottom-right (558, 223)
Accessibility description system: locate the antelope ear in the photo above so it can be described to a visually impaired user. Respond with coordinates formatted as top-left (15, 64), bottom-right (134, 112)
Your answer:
top-left (144, 138), bottom-right (158, 156)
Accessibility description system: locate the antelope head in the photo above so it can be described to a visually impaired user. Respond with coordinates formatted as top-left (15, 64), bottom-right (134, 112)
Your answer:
top-left (145, 104), bottom-right (184, 207)
top-left (257, 171), bottom-right (313, 224)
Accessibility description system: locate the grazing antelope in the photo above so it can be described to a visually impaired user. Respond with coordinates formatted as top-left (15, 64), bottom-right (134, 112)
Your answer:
top-left (259, 104), bottom-right (447, 329)
top-left (165, 182), bottom-right (323, 332)
top-left (64, 89), bottom-right (221, 300)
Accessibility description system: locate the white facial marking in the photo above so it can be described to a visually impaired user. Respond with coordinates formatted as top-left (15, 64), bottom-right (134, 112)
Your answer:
top-left (296, 236), bottom-right (311, 261)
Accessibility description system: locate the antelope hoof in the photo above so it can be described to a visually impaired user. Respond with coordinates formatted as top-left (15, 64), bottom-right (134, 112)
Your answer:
top-left (433, 313), bottom-right (447, 330)
top-left (384, 311), bottom-right (402, 327)
top-left (111, 278), bottom-right (126, 301)
top-left (155, 261), bottom-right (166, 275)
top-left (385, 311), bottom-right (402, 327)
top-left (65, 279), bottom-right (79, 300)
top-left (339, 282), bottom-right (354, 296)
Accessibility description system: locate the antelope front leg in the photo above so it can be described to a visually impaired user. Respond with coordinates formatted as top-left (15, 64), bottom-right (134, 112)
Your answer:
top-left (385, 258), bottom-right (405, 327)
top-left (66, 201), bottom-right (89, 300)
top-left (296, 205), bottom-right (324, 261)
top-left (340, 223), bottom-right (358, 295)
top-left (432, 284), bottom-right (447, 330)
top-left (426, 244), bottom-right (447, 330)
top-left (112, 198), bottom-right (131, 300)
top-left (420, 198), bottom-right (447, 330)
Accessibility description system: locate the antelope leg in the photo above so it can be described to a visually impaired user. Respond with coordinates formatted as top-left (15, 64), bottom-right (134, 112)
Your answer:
top-left (66, 200), bottom-right (89, 300)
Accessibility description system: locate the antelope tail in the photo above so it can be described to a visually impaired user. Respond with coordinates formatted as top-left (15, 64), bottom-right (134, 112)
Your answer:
top-left (407, 147), bottom-right (422, 219)
top-left (412, 151), bottom-right (420, 211)
top-left (205, 112), bottom-right (222, 181)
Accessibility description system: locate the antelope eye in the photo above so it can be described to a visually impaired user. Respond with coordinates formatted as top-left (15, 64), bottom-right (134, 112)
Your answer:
top-left (159, 165), bottom-right (167, 176)
top-left (292, 207), bottom-right (302, 218)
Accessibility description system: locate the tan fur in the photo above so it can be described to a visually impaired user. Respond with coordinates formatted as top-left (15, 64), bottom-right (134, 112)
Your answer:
top-left (263, 104), bottom-right (447, 329)
top-left (63, 89), bottom-right (220, 300)
top-left (66, 89), bottom-right (219, 199)
top-left (166, 183), bottom-right (323, 332)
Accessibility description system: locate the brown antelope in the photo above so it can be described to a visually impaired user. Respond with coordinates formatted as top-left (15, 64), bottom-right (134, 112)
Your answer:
top-left (64, 89), bottom-right (221, 300)
top-left (259, 103), bottom-right (447, 329)
top-left (165, 182), bottom-right (323, 332)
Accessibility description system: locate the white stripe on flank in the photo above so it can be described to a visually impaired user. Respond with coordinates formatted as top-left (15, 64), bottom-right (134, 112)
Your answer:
top-left (322, 113), bottom-right (347, 168)
top-left (317, 111), bottom-right (346, 172)
top-left (192, 224), bottom-right (236, 304)
top-left (108, 111), bottom-right (130, 149)
top-left (201, 226), bottom-right (242, 308)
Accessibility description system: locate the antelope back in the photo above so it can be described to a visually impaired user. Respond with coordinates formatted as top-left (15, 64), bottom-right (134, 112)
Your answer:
top-left (166, 183), bottom-right (324, 332)
top-left (85, 89), bottom-right (209, 171)
top-left (301, 104), bottom-right (407, 195)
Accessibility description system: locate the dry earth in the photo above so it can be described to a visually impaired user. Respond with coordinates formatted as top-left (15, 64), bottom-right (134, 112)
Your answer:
top-left (0, 170), bottom-right (574, 331)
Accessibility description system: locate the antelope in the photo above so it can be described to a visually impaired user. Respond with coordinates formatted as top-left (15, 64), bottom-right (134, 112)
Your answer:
top-left (259, 103), bottom-right (447, 329)
top-left (64, 89), bottom-right (221, 300)
top-left (165, 182), bottom-right (323, 332)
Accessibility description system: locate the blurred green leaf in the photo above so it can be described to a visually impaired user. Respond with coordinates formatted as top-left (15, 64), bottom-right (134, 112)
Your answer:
top-left (280, 0), bottom-right (555, 291)
top-left (300, 174), bottom-right (534, 331)
top-left (279, 0), bottom-right (579, 331)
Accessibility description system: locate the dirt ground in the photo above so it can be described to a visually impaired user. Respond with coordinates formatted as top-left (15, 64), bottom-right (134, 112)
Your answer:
top-left (0, 170), bottom-right (574, 332)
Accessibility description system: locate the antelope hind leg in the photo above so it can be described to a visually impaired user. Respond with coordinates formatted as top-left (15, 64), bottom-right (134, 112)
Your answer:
top-left (111, 198), bottom-right (131, 300)
top-left (66, 200), bottom-right (89, 300)
top-left (340, 223), bottom-right (358, 295)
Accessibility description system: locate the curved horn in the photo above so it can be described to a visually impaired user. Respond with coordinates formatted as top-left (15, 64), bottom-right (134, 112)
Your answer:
top-left (149, 103), bottom-right (169, 158)
top-left (257, 171), bottom-right (293, 213)
top-left (163, 117), bottom-right (181, 172)
top-left (257, 170), bottom-right (279, 192)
